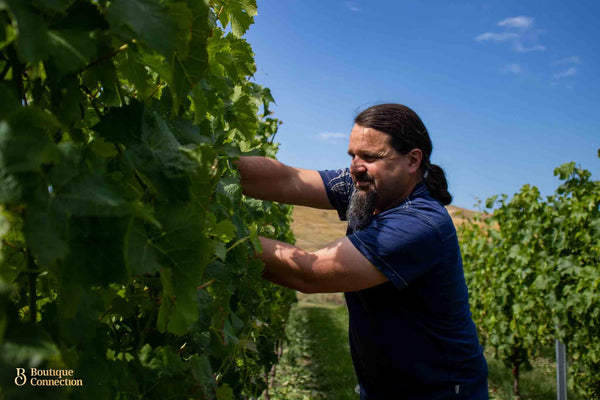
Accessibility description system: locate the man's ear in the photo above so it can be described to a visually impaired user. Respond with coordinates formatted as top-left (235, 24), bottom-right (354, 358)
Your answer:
top-left (407, 148), bottom-right (423, 173)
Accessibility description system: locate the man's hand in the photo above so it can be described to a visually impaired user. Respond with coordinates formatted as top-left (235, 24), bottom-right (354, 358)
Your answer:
top-left (258, 236), bottom-right (388, 293)
top-left (236, 156), bottom-right (333, 209)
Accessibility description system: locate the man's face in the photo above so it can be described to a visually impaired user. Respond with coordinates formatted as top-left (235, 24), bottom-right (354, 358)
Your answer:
top-left (347, 124), bottom-right (419, 218)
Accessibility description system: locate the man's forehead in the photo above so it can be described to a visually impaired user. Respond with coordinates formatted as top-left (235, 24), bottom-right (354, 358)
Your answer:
top-left (348, 125), bottom-right (391, 150)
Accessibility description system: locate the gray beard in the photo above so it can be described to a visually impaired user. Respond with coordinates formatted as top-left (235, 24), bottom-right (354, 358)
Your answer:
top-left (346, 189), bottom-right (378, 232)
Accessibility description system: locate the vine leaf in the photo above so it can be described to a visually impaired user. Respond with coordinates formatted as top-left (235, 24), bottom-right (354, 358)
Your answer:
top-left (106, 0), bottom-right (182, 59)
top-left (0, 108), bottom-right (59, 174)
top-left (215, 0), bottom-right (257, 38)
top-left (4, 0), bottom-right (50, 62)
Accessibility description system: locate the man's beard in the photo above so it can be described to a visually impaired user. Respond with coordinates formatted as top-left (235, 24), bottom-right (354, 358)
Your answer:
top-left (347, 188), bottom-right (378, 232)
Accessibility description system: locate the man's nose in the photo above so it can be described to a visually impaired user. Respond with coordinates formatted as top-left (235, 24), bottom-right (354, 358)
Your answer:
top-left (350, 156), bottom-right (367, 174)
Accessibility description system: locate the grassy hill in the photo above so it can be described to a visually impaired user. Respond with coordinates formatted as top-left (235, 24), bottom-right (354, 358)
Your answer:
top-left (290, 204), bottom-right (477, 251)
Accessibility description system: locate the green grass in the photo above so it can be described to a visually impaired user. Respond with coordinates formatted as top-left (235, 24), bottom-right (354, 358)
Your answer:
top-left (262, 299), bottom-right (357, 400)
top-left (265, 294), bottom-right (581, 400)
top-left (486, 347), bottom-right (581, 400)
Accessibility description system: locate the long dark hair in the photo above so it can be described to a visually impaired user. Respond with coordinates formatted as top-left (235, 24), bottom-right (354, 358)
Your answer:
top-left (354, 103), bottom-right (452, 205)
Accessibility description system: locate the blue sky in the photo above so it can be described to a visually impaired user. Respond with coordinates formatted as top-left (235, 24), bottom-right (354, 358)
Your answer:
top-left (245, 1), bottom-right (599, 210)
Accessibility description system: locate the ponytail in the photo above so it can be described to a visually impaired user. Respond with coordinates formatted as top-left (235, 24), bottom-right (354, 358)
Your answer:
top-left (423, 162), bottom-right (452, 205)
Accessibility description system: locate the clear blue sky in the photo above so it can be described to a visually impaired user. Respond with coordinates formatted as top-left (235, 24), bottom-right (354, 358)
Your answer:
top-left (245, 0), bottom-right (599, 210)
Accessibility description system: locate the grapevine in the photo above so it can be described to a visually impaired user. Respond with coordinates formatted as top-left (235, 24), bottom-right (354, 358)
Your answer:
top-left (458, 154), bottom-right (600, 398)
top-left (0, 1), bottom-right (295, 399)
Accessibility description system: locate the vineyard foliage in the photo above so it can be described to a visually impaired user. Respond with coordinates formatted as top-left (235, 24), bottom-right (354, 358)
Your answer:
top-left (459, 155), bottom-right (600, 397)
top-left (0, 0), bottom-right (296, 399)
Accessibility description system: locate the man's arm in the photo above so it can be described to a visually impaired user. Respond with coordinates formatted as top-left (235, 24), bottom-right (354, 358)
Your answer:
top-left (238, 157), bottom-right (382, 293)
top-left (258, 236), bottom-right (389, 293)
top-left (236, 156), bottom-right (333, 209)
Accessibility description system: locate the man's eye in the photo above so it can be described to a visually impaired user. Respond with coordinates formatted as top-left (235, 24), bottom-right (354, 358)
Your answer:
top-left (348, 153), bottom-right (379, 162)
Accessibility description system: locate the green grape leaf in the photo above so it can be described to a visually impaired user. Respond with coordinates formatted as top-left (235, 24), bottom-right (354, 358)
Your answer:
top-left (61, 217), bottom-right (130, 288)
top-left (24, 197), bottom-right (69, 267)
top-left (154, 204), bottom-right (211, 335)
top-left (106, 0), bottom-right (182, 59)
top-left (81, 57), bottom-right (122, 107)
top-left (0, 331), bottom-right (60, 367)
top-left (209, 220), bottom-right (237, 242)
top-left (249, 223), bottom-right (261, 253)
top-left (46, 28), bottom-right (98, 78)
top-left (139, 344), bottom-right (184, 376)
top-left (227, 86), bottom-right (259, 140)
top-left (218, 176), bottom-right (242, 203)
top-left (0, 171), bottom-right (22, 205)
top-left (191, 85), bottom-right (209, 124)
top-left (170, 1), bottom-right (209, 112)
top-left (188, 355), bottom-right (216, 395)
top-left (126, 110), bottom-right (201, 202)
top-left (554, 161), bottom-right (576, 180)
top-left (33, 0), bottom-right (71, 14)
top-left (118, 50), bottom-right (152, 98)
top-left (208, 31), bottom-right (255, 84)
top-left (0, 108), bottom-right (60, 173)
top-left (93, 101), bottom-right (145, 146)
top-left (212, 240), bottom-right (227, 261)
top-left (169, 117), bottom-right (211, 146)
top-left (157, 265), bottom-right (199, 335)
top-left (54, 78), bottom-right (85, 127)
top-left (124, 219), bottom-right (163, 276)
top-left (0, 17), bottom-right (17, 51)
top-left (485, 195), bottom-right (498, 209)
top-left (216, 383), bottom-right (235, 400)
top-left (54, 173), bottom-right (131, 217)
top-left (5, 0), bottom-right (50, 63)
top-left (216, 0), bottom-right (257, 38)
top-left (0, 82), bottom-right (20, 119)
top-left (167, 295), bottom-right (197, 335)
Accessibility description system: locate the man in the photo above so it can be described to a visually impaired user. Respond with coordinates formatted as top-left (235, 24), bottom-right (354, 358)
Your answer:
top-left (236, 104), bottom-right (488, 399)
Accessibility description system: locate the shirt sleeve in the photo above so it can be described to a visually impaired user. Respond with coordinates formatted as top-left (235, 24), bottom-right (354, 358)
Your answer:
top-left (347, 211), bottom-right (443, 290)
top-left (318, 168), bottom-right (354, 221)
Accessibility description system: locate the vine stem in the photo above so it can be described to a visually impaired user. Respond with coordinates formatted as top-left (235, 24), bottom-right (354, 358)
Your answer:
top-left (512, 364), bottom-right (520, 399)
top-left (80, 85), bottom-right (103, 117)
top-left (197, 279), bottom-right (216, 291)
top-left (263, 370), bottom-right (271, 400)
top-left (2, 239), bottom-right (25, 253)
top-left (145, 83), bottom-right (166, 102)
top-left (0, 61), bottom-right (10, 80)
top-left (111, 143), bottom-right (152, 197)
top-left (78, 43), bottom-right (129, 74)
top-left (98, 305), bottom-right (113, 321)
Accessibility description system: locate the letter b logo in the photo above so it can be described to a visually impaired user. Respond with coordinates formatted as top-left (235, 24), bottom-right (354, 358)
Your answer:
top-left (15, 368), bottom-right (27, 386)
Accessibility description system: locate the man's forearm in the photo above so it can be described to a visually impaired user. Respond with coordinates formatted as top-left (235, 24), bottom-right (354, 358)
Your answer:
top-left (257, 235), bottom-right (389, 294)
top-left (235, 156), bottom-right (290, 201)
top-left (235, 156), bottom-right (333, 209)
top-left (258, 236), bottom-right (317, 293)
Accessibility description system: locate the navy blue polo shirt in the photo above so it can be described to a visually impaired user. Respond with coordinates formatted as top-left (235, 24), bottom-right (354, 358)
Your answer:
top-left (319, 168), bottom-right (488, 400)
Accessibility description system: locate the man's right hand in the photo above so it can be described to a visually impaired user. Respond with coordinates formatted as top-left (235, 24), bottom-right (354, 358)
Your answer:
top-left (235, 156), bottom-right (333, 209)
